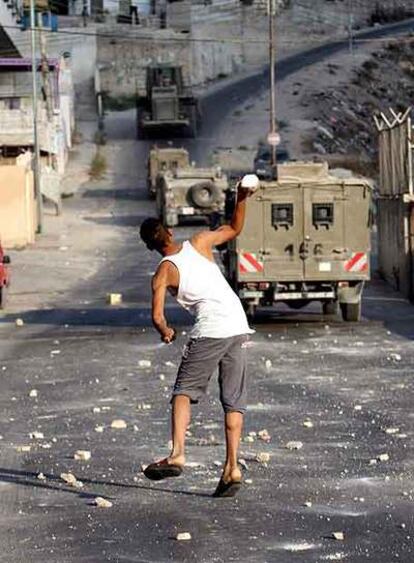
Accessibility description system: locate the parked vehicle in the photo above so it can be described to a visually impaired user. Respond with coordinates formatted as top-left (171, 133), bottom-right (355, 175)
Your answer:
top-left (153, 147), bottom-right (229, 227)
top-left (137, 64), bottom-right (200, 138)
top-left (253, 143), bottom-right (290, 180)
top-left (224, 161), bottom-right (372, 321)
top-left (147, 146), bottom-right (190, 198)
top-left (0, 244), bottom-right (11, 309)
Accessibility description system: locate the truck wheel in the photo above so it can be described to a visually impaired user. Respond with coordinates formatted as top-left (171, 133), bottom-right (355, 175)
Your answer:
top-left (340, 302), bottom-right (361, 322)
top-left (323, 300), bottom-right (339, 315)
top-left (0, 286), bottom-right (7, 309)
top-left (190, 181), bottom-right (220, 208)
top-left (243, 302), bottom-right (256, 321)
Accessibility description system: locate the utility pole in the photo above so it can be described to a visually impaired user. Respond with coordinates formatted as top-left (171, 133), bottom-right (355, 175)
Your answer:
top-left (268, 0), bottom-right (279, 174)
top-left (348, 0), bottom-right (354, 55)
top-left (30, 0), bottom-right (43, 232)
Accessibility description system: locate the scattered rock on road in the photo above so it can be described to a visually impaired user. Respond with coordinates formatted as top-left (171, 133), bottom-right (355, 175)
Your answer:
top-left (176, 532), bottom-right (191, 541)
top-left (332, 531), bottom-right (345, 541)
top-left (285, 441), bottom-right (303, 450)
top-left (94, 497), bottom-right (113, 508)
top-left (29, 389), bottom-right (38, 398)
top-left (74, 450), bottom-right (91, 461)
top-left (111, 419), bottom-right (127, 429)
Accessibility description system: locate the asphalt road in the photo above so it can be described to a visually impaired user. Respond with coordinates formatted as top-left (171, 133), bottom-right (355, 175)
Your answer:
top-left (1, 18), bottom-right (414, 563)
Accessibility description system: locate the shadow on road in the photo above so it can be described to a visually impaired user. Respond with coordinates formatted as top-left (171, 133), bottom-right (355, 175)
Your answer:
top-left (0, 467), bottom-right (212, 499)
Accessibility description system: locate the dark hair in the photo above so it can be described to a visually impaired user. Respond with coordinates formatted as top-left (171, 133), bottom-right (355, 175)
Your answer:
top-left (140, 217), bottom-right (169, 251)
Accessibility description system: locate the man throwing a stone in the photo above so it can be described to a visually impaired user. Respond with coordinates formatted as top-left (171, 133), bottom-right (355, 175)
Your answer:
top-left (139, 176), bottom-right (257, 497)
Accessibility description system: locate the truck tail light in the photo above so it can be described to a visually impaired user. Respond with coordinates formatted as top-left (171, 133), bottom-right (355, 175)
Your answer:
top-left (246, 283), bottom-right (258, 290)
top-left (259, 282), bottom-right (270, 290)
top-left (338, 282), bottom-right (349, 288)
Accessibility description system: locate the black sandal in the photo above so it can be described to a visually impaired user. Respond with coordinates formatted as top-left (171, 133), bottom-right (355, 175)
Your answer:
top-left (143, 459), bottom-right (183, 481)
top-left (212, 478), bottom-right (242, 498)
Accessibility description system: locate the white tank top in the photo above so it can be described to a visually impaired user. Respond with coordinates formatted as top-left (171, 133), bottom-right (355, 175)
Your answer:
top-left (161, 240), bottom-right (254, 339)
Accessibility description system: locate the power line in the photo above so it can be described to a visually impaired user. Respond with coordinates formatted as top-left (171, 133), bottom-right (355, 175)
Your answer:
top-left (1, 21), bottom-right (414, 47)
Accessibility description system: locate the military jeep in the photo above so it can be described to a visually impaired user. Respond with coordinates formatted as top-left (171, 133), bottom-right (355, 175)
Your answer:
top-left (155, 161), bottom-right (229, 227)
top-left (224, 161), bottom-right (372, 322)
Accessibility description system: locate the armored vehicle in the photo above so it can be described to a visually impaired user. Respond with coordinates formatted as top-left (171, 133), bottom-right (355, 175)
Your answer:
top-left (225, 161), bottom-right (372, 321)
top-left (147, 146), bottom-right (190, 198)
top-left (156, 162), bottom-right (229, 227)
top-left (137, 65), bottom-right (200, 138)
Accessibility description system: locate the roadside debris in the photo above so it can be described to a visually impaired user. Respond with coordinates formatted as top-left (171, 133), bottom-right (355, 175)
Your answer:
top-left (37, 472), bottom-right (46, 481)
top-left (111, 419), bottom-right (127, 429)
top-left (303, 420), bottom-right (314, 428)
top-left (176, 532), bottom-right (191, 541)
top-left (94, 497), bottom-right (113, 508)
top-left (74, 450), bottom-right (91, 461)
top-left (377, 453), bottom-right (390, 462)
top-left (332, 532), bottom-right (345, 541)
top-left (29, 389), bottom-right (38, 398)
top-left (15, 318), bottom-right (24, 327)
top-left (95, 425), bottom-right (104, 433)
top-left (258, 429), bottom-right (271, 442)
top-left (265, 359), bottom-right (272, 371)
top-left (138, 360), bottom-right (152, 369)
top-left (388, 353), bottom-right (402, 362)
top-left (304, 501), bottom-right (312, 507)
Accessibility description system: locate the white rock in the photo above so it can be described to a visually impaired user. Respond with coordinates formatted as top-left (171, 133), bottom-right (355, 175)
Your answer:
top-left (30, 431), bottom-right (44, 440)
top-left (332, 532), bottom-right (344, 541)
top-left (245, 479), bottom-right (253, 484)
top-left (15, 318), bottom-right (24, 327)
top-left (378, 453), bottom-right (389, 462)
top-left (256, 452), bottom-right (270, 464)
top-left (95, 425), bottom-right (104, 433)
top-left (159, 374), bottom-right (165, 381)
top-left (258, 429), bottom-right (271, 442)
top-left (369, 459), bottom-right (377, 465)
top-left (384, 427), bottom-right (399, 435)
top-left (92, 407), bottom-right (101, 413)
top-left (304, 501), bottom-right (312, 507)
top-left (239, 458), bottom-right (248, 470)
top-left (244, 435), bottom-right (255, 443)
top-left (388, 353), bottom-right (402, 362)
top-left (37, 472), bottom-right (46, 481)
top-left (94, 496), bottom-right (113, 508)
top-left (303, 420), bottom-right (314, 428)
top-left (111, 419), bottom-right (127, 429)
top-left (74, 450), bottom-right (91, 461)
top-left (60, 472), bottom-right (83, 488)
top-left (29, 389), bottom-right (38, 398)
top-left (354, 405), bottom-right (362, 411)
top-left (213, 460), bottom-right (222, 467)
top-left (141, 464), bottom-right (148, 472)
top-left (138, 360), bottom-right (152, 368)
top-left (285, 441), bottom-right (303, 450)
top-left (176, 532), bottom-right (191, 541)
top-left (106, 293), bottom-right (122, 306)
top-left (16, 445), bottom-right (31, 452)
top-left (265, 359), bottom-right (272, 371)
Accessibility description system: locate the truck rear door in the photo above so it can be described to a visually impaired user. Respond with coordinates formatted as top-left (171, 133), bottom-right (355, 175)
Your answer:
top-left (262, 184), bottom-right (304, 281)
top-left (303, 183), bottom-right (347, 279)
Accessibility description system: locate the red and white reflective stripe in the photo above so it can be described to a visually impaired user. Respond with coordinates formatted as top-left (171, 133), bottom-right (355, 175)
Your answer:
top-left (239, 252), bottom-right (264, 274)
top-left (344, 252), bottom-right (368, 273)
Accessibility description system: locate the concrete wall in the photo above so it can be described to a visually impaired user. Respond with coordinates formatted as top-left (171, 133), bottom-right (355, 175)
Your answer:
top-left (0, 154), bottom-right (36, 249)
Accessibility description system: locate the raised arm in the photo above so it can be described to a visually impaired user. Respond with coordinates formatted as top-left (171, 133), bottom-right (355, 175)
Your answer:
top-left (192, 184), bottom-right (252, 254)
top-left (151, 261), bottom-right (176, 343)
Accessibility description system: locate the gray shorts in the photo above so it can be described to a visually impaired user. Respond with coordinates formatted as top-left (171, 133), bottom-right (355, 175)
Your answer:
top-left (172, 334), bottom-right (249, 414)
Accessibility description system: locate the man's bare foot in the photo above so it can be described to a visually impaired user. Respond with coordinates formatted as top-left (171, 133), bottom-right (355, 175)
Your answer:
top-left (221, 464), bottom-right (242, 484)
top-left (168, 454), bottom-right (185, 468)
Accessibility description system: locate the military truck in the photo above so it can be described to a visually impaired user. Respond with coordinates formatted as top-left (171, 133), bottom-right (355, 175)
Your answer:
top-left (137, 65), bottom-right (200, 138)
top-left (147, 146), bottom-right (190, 198)
top-left (224, 161), bottom-right (372, 321)
top-left (155, 157), bottom-right (229, 227)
